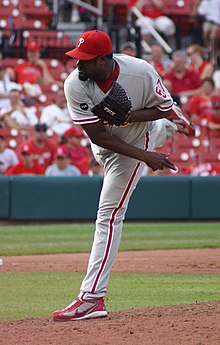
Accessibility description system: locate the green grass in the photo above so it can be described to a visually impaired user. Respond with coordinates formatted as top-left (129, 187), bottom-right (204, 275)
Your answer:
top-left (0, 222), bottom-right (220, 256)
top-left (0, 272), bottom-right (219, 321)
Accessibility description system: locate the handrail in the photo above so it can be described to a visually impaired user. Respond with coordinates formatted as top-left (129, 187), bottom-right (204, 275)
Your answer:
top-left (130, 6), bottom-right (172, 54)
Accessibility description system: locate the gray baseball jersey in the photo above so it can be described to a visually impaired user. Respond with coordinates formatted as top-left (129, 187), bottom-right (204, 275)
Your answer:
top-left (65, 54), bottom-right (173, 160)
top-left (64, 54), bottom-right (174, 299)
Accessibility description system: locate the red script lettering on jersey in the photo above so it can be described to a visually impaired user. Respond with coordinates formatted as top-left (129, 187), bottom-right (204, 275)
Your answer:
top-left (155, 79), bottom-right (167, 99)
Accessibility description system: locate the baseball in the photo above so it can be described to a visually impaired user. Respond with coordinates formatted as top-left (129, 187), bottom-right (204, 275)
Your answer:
top-left (0, 259), bottom-right (3, 266)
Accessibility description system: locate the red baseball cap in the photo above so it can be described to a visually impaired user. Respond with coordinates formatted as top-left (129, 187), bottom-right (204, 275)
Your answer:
top-left (64, 127), bottom-right (83, 138)
top-left (27, 41), bottom-right (41, 51)
top-left (55, 146), bottom-right (69, 158)
top-left (65, 30), bottom-right (112, 61)
top-left (20, 144), bottom-right (33, 155)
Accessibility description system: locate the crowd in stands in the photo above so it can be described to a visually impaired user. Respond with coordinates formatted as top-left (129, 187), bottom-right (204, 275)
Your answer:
top-left (0, 0), bottom-right (220, 177)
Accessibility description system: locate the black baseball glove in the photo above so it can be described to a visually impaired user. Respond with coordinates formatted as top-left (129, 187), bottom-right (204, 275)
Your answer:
top-left (91, 81), bottom-right (132, 126)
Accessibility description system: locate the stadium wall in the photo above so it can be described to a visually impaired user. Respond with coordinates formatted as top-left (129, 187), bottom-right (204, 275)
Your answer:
top-left (0, 176), bottom-right (220, 221)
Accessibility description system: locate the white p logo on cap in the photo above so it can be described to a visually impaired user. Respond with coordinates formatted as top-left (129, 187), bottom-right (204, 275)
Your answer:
top-left (78, 38), bottom-right (85, 48)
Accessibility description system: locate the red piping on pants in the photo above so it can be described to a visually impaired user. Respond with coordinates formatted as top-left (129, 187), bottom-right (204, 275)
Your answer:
top-left (91, 132), bottom-right (149, 293)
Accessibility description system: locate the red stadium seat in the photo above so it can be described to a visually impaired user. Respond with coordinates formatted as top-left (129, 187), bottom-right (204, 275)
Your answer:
top-left (44, 59), bottom-right (66, 81)
top-left (198, 150), bottom-right (220, 164)
top-left (209, 137), bottom-right (220, 151)
top-left (2, 128), bottom-right (26, 152)
top-left (163, 0), bottom-right (197, 15)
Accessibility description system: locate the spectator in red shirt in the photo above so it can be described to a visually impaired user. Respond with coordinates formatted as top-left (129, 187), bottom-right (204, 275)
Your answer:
top-left (188, 78), bottom-right (217, 124)
top-left (131, 0), bottom-right (176, 47)
top-left (163, 50), bottom-right (202, 102)
top-left (22, 122), bottom-right (58, 172)
top-left (6, 143), bottom-right (44, 176)
top-left (207, 96), bottom-right (220, 131)
top-left (186, 44), bottom-right (214, 80)
top-left (62, 126), bottom-right (91, 175)
top-left (8, 41), bottom-right (62, 88)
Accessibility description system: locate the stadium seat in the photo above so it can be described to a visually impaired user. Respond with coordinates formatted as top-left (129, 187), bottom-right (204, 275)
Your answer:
top-left (65, 59), bottom-right (78, 74)
top-left (3, 128), bottom-right (26, 152)
top-left (209, 137), bottom-right (220, 151)
top-left (1, 57), bottom-right (19, 68)
top-left (163, 0), bottom-right (197, 15)
top-left (198, 150), bottom-right (220, 164)
top-left (44, 58), bottom-right (66, 80)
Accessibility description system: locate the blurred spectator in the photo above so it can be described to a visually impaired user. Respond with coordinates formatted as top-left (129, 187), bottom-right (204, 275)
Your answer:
top-left (45, 146), bottom-right (81, 176)
top-left (163, 51), bottom-right (202, 102)
top-left (206, 96), bottom-right (220, 131)
top-left (40, 88), bottom-right (72, 136)
top-left (0, 63), bottom-right (22, 110)
top-left (131, 0), bottom-right (176, 48)
top-left (120, 41), bottom-right (138, 57)
top-left (192, 0), bottom-right (220, 44)
top-left (0, 130), bottom-right (19, 175)
top-left (62, 127), bottom-right (91, 175)
top-left (59, 0), bottom-right (93, 23)
top-left (88, 157), bottom-right (103, 176)
top-left (0, 89), bottom-right (38, 131)
top-left (188, 78), bottom-right (217, 124)
top-left (188, 162), bottom-right (220, 176)
top-left (186, 44), bottom-right (214, 80)
top-left (8, 41), bottom-right (63, 89)
top-left (148, 44), bottom-right (172, 78)
top-left (6, 143), bottom-right (44, 176)
top-left (22, 122), bottom-right (58, 172)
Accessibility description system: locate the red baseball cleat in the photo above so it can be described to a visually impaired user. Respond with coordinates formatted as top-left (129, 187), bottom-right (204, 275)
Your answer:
top-left (52, 297), bottom-right (107, 321)
top-left (168, 103), bottom-right (195, 137)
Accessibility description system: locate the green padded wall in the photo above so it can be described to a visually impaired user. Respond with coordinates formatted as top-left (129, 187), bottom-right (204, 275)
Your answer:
top-left (2, 176), bottom-right (220, 221)
top-left (127, 176), bottom-right (191, 219)
top-left (10, 176), bottom-right (103, 220)
top-left (0, 177), bottom-right (10, 219)
top-left (191, 176), bottom-right (220, 219)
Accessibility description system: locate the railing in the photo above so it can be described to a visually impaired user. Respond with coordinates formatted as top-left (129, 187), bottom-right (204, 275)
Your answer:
top-left (129, 6), bottom-right (173, 54)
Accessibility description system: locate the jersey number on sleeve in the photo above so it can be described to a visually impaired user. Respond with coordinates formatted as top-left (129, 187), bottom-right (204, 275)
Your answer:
top-left (155, 79), bottom-right (167, 99)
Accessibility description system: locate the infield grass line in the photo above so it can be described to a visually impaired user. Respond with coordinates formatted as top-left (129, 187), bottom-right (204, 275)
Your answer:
top-left (0, 222), bottom-right (220, 255)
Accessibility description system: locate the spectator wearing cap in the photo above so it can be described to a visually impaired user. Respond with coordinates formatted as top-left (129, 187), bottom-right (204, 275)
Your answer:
top-left (5, 143), bottom-right (44, 176)
top-left (206, 96), bottom-right (220, 131)
top-left (45, 146), bottom-right (81, 176)
top-left (0, 130), bottom-right (19, 175)
top-left (62, 126), bottom-right (91, 174)
top-left (8, 41), bottom-right (62, 87)
top-left (21, 122), bottom-right (58, 172)
top-left (40, 88), bottom-right (73, 136)
top-left (0, 88), bottom-right (38, 131)
top-left (120, 41), bottom-right (137, 57)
